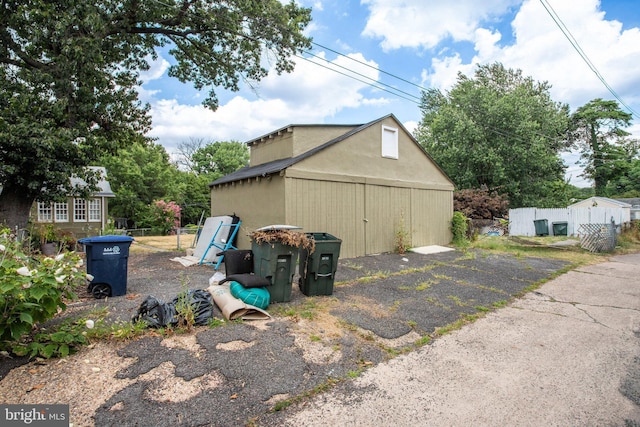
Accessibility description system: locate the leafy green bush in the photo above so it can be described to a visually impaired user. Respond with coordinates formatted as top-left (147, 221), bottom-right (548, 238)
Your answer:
top-left (451, 212), bottom-right (470, 246)
top-left (0, 228), bottom-right (87, 357)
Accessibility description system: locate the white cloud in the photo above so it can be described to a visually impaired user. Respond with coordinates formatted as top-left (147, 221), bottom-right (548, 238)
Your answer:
top-left (145, 51), bottom-right (385, 152)
top-left (413, 0), bottom-right (640, 113)
top-left (138, 55), bottom-right (170, 85)
top-left (361, 0), bottom-right (519, 51)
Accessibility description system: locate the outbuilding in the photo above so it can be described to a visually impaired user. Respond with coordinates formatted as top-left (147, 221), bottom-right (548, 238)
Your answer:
top-left (209, 114), bottom-right (454, 258)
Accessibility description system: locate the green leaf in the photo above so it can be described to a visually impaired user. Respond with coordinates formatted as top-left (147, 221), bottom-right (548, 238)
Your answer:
top-left (59, 344), bottom-right (69, 357)
top-left (50, 331), bottom-right (67, 342)
top-left (42, 344), bottom-right (56, 358)
top-left (19, 312), bottom-right (33, 325)
top-left (29, 287), bottom-right (48, 302)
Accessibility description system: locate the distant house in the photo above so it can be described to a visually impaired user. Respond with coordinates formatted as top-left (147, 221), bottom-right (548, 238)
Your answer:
top-left (615, 198), bottom-right (640, 221)
top-left (209, 114), bottom-right (455, 258)
top-left (32, 166), bottom-right (115, 237)
top-left (568, 196), bottom-right (632, 210)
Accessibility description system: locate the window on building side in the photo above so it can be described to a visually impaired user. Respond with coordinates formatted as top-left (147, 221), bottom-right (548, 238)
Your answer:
top-left (381, 125), bottom-right (399, 159)
top-left (88, 199), bottom-right (101, 222)
top-left (74, 199), bottom-right (86, 221)
top-left (54, 202), bottom-right (68, 222)
top-left (37, 202), bottom-right (52, 222)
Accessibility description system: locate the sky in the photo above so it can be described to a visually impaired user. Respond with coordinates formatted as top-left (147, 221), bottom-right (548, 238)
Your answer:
top-left (138, 0), bottom-right (640, 188)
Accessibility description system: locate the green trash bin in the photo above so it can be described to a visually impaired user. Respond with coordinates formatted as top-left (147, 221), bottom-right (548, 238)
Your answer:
top-left (552, 221), bottom-right (568, 236)
top-left (298, 233), bottom-right (342, 296)
top-left (533, 219), bottom-right (549, 236)
top-left (251, 240), bottom-right (298, 303)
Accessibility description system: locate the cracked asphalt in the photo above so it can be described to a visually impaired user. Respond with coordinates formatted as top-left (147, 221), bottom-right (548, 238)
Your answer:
top-left (88, 248), bottom-right (573, 426)
top-left (5, 248), bottom-right (639, 426)
top-left (262, 252), bottom-right (640, 426)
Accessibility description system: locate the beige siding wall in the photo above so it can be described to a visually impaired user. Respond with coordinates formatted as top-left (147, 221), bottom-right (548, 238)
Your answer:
top-left (285, 178), bottom-right (365, 258)
top-left (410, 188), bottom-right (453, 246)
top-left (249, 125), bottom-right (359, 166)
top-left (290, 126), bottom-right (357, 157)
top-left (212, 116), bottom-right (454, 258)
top-left (288, 117), bottom-right (453, 190)
top-left (364, 185), bottom-right (412, 255)
top-left (210, 176), bottom-right (286, 250)
top-left (250, 131), bottom-right (294, 166)
top-left (284, 177), bottom-right (452, 259)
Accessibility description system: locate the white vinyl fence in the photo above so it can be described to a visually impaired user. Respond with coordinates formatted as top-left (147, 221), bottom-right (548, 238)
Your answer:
top-left (509, 207), bottom-right (631, 237)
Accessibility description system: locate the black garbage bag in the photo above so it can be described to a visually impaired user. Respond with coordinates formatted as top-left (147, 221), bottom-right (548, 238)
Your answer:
top-left (132, 295), bottom-right (178, 328)
top-left (171, 289), bottom-right (214, 326)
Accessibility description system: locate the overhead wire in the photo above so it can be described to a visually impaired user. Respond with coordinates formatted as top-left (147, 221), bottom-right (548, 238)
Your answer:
top-left (298, 49), bottom-right (422, 102)
top-left (141, 0), bottom-right (621, 152)
top-left (539, 0), bottom-right (640, 119)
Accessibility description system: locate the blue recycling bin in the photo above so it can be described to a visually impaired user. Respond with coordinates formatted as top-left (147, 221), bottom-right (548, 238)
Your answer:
top-left (79, 235), bottom-right (134, 299)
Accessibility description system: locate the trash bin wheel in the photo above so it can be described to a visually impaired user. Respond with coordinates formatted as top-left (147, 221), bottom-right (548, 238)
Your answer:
top-left (92, 283), bottom-right (111, 299)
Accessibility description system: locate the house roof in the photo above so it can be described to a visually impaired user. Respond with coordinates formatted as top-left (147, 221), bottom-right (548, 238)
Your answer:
top-left (210, 114), bottom-right (449, 187)
top-left (568, 196), bottom-right (631, 208)
top-left (70, 166), bottom-right (115, 197)
top-left (0, 166), bottom-right (115, 198)
top-left (616, 198), bottom-right (640, 208)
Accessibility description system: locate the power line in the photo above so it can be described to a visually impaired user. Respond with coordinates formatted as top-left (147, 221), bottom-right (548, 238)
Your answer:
top-left (310, 41), bottom-right (429, 93)
top-left (299, 49), bottom-right (422, 102)
top-left (295, 54), bottom-right (421, 105)
top-left (539, 0), bottom-right (640, 119)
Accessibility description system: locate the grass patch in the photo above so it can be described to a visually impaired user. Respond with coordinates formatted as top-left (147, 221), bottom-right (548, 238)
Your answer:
top-left (347, 370), bottom-right (360, 379)
top-left (415, 335), bottom-right (431, 347)
top-left (470, 235), bottom-right (615, 265)
top-left (447, 295), bottom-right (467, 307)
top-left (271, 377), bottom-right (341, 412)
top-left (435, 312), bottom-right (485, 336)
top-left (416, 280), bottom-right (437, 291)
top-left (425, 296), bottom-right (449, 310)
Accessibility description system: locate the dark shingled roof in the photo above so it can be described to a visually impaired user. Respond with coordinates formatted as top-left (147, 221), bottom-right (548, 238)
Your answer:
top-left (210, 114), bottom-right (399, 187)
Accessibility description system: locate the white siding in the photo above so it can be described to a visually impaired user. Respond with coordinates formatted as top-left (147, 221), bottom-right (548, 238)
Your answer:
top-left (509, 207), bottom-right (631, 236)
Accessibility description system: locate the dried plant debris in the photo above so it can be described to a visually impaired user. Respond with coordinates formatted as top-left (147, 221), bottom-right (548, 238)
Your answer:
top-left (250, 229), bottom-right (315, 252)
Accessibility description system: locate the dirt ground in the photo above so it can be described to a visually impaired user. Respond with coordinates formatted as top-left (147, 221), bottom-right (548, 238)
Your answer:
top-left (0, 245), bottom-right (571, 426)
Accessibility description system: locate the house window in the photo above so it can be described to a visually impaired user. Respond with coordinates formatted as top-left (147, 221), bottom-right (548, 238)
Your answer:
top-left (37, 202), bottom-right (52, 222)
top-left (88, 199), bottom-right (101, 222)
top-left (74, 199), bottom-right (86, 221)
top-left (381, 125), bottom-right (398, 159)
top-left (54, 202), bottom-right (68, 222)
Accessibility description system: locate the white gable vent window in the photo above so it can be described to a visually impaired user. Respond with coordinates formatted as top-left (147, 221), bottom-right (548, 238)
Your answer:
top-left (381, 125), bottom-right (398, 159)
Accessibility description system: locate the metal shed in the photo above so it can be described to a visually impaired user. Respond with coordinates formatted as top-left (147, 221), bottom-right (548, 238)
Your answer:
top-left (209, 114), bottom-right (455, 258)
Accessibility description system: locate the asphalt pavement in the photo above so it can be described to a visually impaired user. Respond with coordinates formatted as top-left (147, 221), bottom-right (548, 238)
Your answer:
top-left (263, 252), bottom-right (640, 426)
top-left (4, 247), bottom-right (639, 426)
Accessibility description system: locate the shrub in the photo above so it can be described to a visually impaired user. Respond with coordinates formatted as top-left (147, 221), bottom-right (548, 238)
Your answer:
top-left (0, 228), bottom-right (88, 357)
top-left (395, 212), bottom-right (411, 254)
top-left (141, 199), bottom-right (182, 235)
top-left (451, 212), bottom-right (470, 246)
top-left (454, 188), bottom-right (509, 220)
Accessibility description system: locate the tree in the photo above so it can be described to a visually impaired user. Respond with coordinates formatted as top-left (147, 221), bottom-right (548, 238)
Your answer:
top-left (415, 63), bottom-right (571, 208)
top-left (0, 0), bottom-right (312, 230)
top-left (191, 140), bottom-right (249, 179)
top-left (568, 99), bottom-right (638, 196)
top-left (100, 141), bottom-right (181, 228)
top-left (602, 158), bottom-right (640, 197)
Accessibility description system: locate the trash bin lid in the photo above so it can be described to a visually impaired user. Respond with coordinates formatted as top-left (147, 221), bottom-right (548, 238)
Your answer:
top-left (79, 235), bottom-right (134, 244)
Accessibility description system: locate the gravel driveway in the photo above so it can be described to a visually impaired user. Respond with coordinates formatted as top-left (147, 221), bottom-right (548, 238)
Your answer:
top-left (1, 247), bottom-right (571, 426)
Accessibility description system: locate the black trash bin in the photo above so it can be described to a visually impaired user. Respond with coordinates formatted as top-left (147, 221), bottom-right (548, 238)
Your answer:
top-left (533, 219), bottom-right (549, 236)
top-left (79, 235), bottom-right (134, 299)
top-left (552, 221), bottom-right (568, 236)
top-left (298, 233), bottom-right (342, 296)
